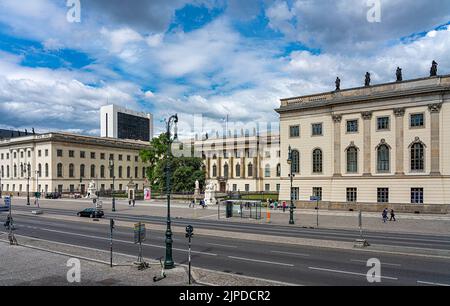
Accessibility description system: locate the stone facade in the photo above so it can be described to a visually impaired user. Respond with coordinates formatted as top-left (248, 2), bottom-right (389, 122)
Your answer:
top-left (0, 132), bottom-right (149, 195)
top-left (276, 75), bottom-right (450, 213)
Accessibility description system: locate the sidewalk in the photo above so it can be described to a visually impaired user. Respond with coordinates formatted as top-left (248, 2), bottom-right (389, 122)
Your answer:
top-left (6, 197), bottom-right (450, 235)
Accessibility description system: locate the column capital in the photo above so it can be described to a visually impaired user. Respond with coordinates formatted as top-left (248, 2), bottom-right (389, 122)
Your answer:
top-left (394, 108), bottom-right (405, 117)
top-left (362, 111), bottom-right (373, 120)
top-left (428, 103), bottom-right (443, 113)
top-left (332, 114), bottom-right (342, 123)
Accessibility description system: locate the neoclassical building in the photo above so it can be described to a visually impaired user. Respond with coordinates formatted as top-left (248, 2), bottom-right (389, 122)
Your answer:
top-left (0, 132), bottom-right (149, 196)
top-left (276, 75), bottom-right (450, 213)
top-left (185, 132), bottom-right (281, 193)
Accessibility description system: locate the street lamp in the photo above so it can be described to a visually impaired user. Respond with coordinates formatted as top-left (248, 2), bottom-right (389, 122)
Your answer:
top-left (22, 163), bottom-right (31, 205)
top-left (35, 169), bottom-right (41, 208)
top-left (164, 114), bottom-right (178, 270)
top-left (287, 146), bottom-right (295, 225)
top-left (0, 168), bottom-right (3, 198)
top-left (109, 158), bottom-right (116, 212)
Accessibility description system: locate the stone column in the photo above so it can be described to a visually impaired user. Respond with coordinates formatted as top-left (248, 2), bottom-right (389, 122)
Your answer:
top-left (362, 111), bottom-right (373, 176)
top-left (429, 103), bottom-right (443, 175)
top-left (332, 115), bottom-right (342, 177)
top-left (394, 108), bottom-right (405, 175)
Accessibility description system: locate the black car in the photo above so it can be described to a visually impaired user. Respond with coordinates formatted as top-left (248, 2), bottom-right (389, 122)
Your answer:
top-left (77, 208), bottom-right (104, 218)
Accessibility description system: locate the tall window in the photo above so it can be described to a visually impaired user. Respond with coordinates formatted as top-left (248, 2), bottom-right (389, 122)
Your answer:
top-left (127, 166), bottom-right (131, 178)
top-left (411, 142), bottom-right (425, 171)
top-left (276, 164), bottom-right (281, 177)
top-left (45, 163), bottom-right (49, 177)
top-left (377, 144), bottom-right (390, 172)
top-left (247, 163), bottom-right (253, 177)
top-left (7, 165), bottom-right (9, 178)
top-left (1, 166), bottom-right (3, 178)
top-left (346, 146), bottom-right (358, 173)
top-left (142, 167), bottom-right (146, 179)
top-left (411, 188), bottom-right (424, 204)
top-left (118, 166), bottom-right (123, 178)
top-left (312, 149), bottom-right (323, 173)
top-left (110, 165), bottom-right (114, 178)
top-left (13, 164), bottom-right (16, 177)
top-left (377, 188), bottom-right (389, 203)
top-left (312, 187), bottom-right (322, 200)
top-left (101, 165), bottom-right (105, 178)
top-left (347, 188), bottom-right (357, 202)
top-left (235, 164), bottom-right (241, 177)
top-left (224, 164), bottom-right (229, 178)
top-left (80, 164), bottom-right (85, 178)
top-left (57, 163), bottom-right (63, 178)
top-left (38, 164), bottom-right (42, 177)
top-left (135, 167), bottom-right (138, 178)
top-left (90, 165), bottom-right (96, 178)
top-left (291, 150), bottom-right (300, 174)
top-left (265, 164), bottom-right (271, 177)
top-left (212, 165), bottom-right (217, 177)
top-left (69, 164), bottom-right (75, 178)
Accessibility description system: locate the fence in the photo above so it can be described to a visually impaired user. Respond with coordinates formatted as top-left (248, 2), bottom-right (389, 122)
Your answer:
top-left (219, 200), bottom-right (262, 220)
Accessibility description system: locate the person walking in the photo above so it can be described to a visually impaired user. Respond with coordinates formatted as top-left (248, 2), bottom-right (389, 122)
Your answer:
top-left (390, 209), bottom-right (396, 222)
top-left (382, 208), bottom-right (388, 223)
top-left (282, 201), bottom-right (286, 212)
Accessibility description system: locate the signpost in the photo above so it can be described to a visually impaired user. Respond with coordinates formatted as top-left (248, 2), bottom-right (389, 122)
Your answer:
top-left (5, 196), bottom-right (17, 245)
top-left (185, 225), bottom-right (194, 285)
top-left (134, 222), bottom-right (146, 265)
top-left (310, 196), bottom-right (320, 228)
top-left (110, 219), bottom-right (115, 268)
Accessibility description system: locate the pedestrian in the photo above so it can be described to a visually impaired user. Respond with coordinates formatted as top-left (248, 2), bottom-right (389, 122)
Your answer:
top-left (382, 208), bottom-right (388, 223)
top-left (132, 199), bottom-right (135, 207)
top-left (282, 201), bottom-right (286, 212)
top-left (189, 199), bottom-right (194, 208)
top-left (390, 209), bottom-right (396, 222)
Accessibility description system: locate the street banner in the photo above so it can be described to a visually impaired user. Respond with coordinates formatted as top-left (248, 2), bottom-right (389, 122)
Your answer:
top-left (144, 188), bottom-right (151, 201)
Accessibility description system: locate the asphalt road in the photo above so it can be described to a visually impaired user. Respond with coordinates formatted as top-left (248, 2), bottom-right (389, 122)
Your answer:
top-left (10, 205), bottom-right (450, 251)
top-left (2, 213), bottom-right (450, 286)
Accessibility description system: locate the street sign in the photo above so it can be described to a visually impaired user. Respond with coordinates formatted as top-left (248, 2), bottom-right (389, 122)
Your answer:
top-left (134, 222), bottom-right (146, 243)
top-left (4, 196), bottom-right (11, 207)
top-left (310, 196), bottom-right (320, 201)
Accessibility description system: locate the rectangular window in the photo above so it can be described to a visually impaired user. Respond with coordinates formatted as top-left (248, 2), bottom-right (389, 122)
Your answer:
top-left (346, 188), bottom-right (357, 202)
top-left (38, 150), bottom-right (41, 157)
top-left (410, 113), bottom-right (424, 128)
top-left (245, 184), bottom-right (250, 192)
top-left (377, 188), bottom-right (389, 203)
top-left (347, 120), bottom-right (359, 133)
top-left (1, 153), bottom-right (3, 160)
top-left (312, 123), bottom-right (323, 136)
top-left (28, 150), bottom-right (31, 158)
top-left (58, 185), bottom-right (63, 193)
top-left (411, 188), bottom-right (424, 204)
top-left (45, 149), bottom-right (48, 157)
top-left (80, 151), bottom-right (85, 158)
top-left (127, 155), bottom-right (131, 161)
top-left (109, 154), bottom-right (114, 160)
top-left (377, 117), bottom-right (390, 130)
top-left (289, 125), bottom-right (300, 138)
top-left (135, 156), bottom-right (138, 162)
top-left (265, 184), bottom-right (270, 192)
top-left (118, 155), bottom-right (123, 161)
top-left (91, 152), bottom-right (96, 159)
top-left (100, 153), bottom-right (105, 160)
top-left (312, 187), bottom-right (322, 200)
top-left (233, 184), bottom-right (237, 192)
top-left (69, 150), bottom-right (74, 158)
top-left (276, 184), bottom-right (280, 192)
top-left (57, 149), bottom-right (63, 157)
top-left (69, 185), bottom-right (75, 193)
top-left (291, 187), bottom-right (299, 201)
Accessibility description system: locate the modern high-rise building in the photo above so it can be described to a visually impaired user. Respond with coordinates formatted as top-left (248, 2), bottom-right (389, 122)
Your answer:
top-left (100, 105), bottom-right (153, 142)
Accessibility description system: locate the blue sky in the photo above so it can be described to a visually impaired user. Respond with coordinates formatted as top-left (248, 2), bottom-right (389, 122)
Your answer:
top-left (0, 0), bottom-right (450, 137)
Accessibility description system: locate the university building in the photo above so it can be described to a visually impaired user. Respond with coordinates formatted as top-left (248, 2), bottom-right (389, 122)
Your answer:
top-left (276, 75), bottom-right (450, 213)
top-left (0, 132), bottom-right (149, 196)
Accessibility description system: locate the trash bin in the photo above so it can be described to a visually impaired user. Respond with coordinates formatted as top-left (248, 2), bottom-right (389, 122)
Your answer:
top-left (226, 201), bottom-right (233, 218)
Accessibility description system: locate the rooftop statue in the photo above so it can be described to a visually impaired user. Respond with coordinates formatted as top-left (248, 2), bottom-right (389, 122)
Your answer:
top-left (335, 77), bottom-right (341, 91)
top-left (396, 67), bottom-right (403, 82)
top-left (430, 60), bottom-right (438, 77)
top-left (365, 72), bottom-right (371, 87)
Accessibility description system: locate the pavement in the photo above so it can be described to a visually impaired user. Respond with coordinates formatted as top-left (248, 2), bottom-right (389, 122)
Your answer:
top-left (1, 213), bottom-right (450, 286)
top-left (6, 197), bottom-right (450, 236)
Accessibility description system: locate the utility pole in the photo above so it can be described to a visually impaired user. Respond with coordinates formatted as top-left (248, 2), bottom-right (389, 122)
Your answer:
top-left (185, 225), bottom-right (194, 285)
top-left (110, 219), bottom-right (115, 268)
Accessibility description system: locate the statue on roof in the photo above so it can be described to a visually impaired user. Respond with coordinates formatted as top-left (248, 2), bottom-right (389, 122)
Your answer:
top-left (365, 72), bottom-right (371, 87)
top-left (335, 77), bottom-right (341, 91)
top-left (430, 60), bottom-right (438, 77)
top-left (396, 67), bottom-right (403, 82)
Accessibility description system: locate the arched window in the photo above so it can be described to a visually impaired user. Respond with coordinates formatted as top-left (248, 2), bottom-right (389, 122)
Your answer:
top-left (377, 144), bottom-right (390, 172)
top-left (127, 166), bottom-right (131, 178)
top-left (57, 163), bottom-right (63, 178)
top-left (291, 150), bottom-right (300, 174)
top-left (13, 164), bottom-right (17, 177)
top-left (411, 142), bottom-right (425, 171)
top-left (45, 163), bottom-right (49, 177)
top-left (265, 164), bottom-right (271, 177)
top-left (235, 164), bottom-right (241, 177)
top-left (276, 164), bottom-right (281, 177)
top-left (38, 164), bottom-right (42, 177)
top-left (247, 163), bottom-right (253, 177)
top-left (135, 167), bottom-right (138, 178)
top-left (80, 164), bottom-right (85, 178)
top-left (100, 165), bottom-right (105, 178)
top-left (118, 166), bottom-right (123, 178)
top-left (7, 165), bottom-right (10, 178)
top-left (90, 165), bottom-right (95, 178)
top-left (142, 167), bottom-right (146, 178)
top-left (69, 164), bottom-right (75, 178)
top-left (20, 163), bottom-right (24, 177)
top-left (109, 165), bottom-right (114, 178)
top-left (1, 166), bottom-right (3, 178)
top-left (212, 164), bottom-right (217, 177)
top-left (224, 163), bottom-right (229, 178)
top-left (346, 146), bottom-right (358, 173)
top-left (312, 149), bottom-right (323, 173)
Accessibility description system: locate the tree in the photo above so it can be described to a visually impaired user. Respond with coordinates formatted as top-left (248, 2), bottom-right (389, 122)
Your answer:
top-left (140, 133), bottom-right (206, 194)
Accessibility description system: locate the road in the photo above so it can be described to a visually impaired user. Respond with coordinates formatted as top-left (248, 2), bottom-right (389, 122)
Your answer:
top-left (11, 205), bottom-right (450, 251)
top-left (2, 212), bottom-right (450, 286)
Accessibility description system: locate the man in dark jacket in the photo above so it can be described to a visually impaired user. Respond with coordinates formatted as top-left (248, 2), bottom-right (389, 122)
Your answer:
top-left (390, 209), bottom-right (396, 222)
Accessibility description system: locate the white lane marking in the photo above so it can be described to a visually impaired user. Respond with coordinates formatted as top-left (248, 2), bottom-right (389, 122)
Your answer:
top-left (228, 256), bottom-right (294, 267)
top-left (198, 214), bottom-right (220, 219)
top-left (350, 259), bottom-right (401, 267)
top-left (206, 243), bottom-right (237, 248)
top-left (309, 266), bottom-right (398, 280)
top-left (27, 226), bottom-right (217, 256)
top-left (270, 250), bottom-right (310, 257)
top-left (417, 280), bottom-right (450, 286)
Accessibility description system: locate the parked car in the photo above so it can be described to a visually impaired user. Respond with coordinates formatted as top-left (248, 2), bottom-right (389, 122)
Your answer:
top-left (45, 192), bottom-right (62, 199)
top-left (77, 208), bottom-right (104, 218)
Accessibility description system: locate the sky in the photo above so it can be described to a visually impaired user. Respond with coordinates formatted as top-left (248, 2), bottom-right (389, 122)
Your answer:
top-left (0, 0), bottom-right (449, 138)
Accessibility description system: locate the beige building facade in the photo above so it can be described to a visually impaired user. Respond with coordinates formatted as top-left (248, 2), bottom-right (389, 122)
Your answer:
top-left (0, 132), bottom-right (149, 196)
top-left (276, 75), bottom-right (450, 213)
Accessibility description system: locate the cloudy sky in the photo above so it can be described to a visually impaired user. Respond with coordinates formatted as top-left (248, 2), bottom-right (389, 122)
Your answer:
top-left (0, 0), bottom-right (449, 137)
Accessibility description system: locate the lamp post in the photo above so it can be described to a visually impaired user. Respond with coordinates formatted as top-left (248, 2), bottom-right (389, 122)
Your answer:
top-left (164, 114), bottom-right (178, 270)
top-left (0, 168), bottom-right (3, 198)
top-left (287, 146), bottom-right (295, 225)
top-left (109, 158), bottom-right (116, 212)
top-left (35, 169), bottom-right (40, 208)
top-left (22, 163), bottom-right (31, 205)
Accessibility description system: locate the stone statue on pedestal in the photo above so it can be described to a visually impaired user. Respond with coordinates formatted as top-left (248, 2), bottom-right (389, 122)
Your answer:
top-left (365, 72), bottom-right (371, 87)
top-left (204, 181), bottom-right (216, 206)
top-left (86, 180), bottom-right (97, 199)
top-left (430, 60), bottom-right (438, 77)
top-left (396, 67), bottom-right (403, 82)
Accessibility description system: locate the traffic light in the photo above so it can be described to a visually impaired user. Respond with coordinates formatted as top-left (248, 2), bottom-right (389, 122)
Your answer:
top-left (185, 225), bottom-right (193, 238)
top-left (110, 219), bottom-right (115, 229)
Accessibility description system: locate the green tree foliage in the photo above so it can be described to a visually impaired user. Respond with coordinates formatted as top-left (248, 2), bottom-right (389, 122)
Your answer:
top-left (140, 133), bottom-right (206, 193)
